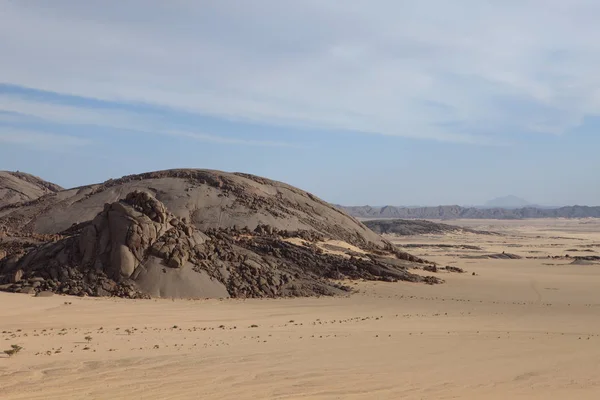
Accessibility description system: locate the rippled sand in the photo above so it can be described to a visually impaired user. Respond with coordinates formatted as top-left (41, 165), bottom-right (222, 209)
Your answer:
top-left (2, 218), bottom-right (600, 399)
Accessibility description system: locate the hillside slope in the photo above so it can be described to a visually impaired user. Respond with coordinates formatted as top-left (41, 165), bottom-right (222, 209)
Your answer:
top-left (0, 171), bottom-right (63, 208)
top-left (1, 170), bottom-right (385, 248)
top-left (0, 170), bottom-right (437, 298)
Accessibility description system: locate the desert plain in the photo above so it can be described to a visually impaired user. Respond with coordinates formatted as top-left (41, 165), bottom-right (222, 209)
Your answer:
top-left (2, 218), bottom-right (600, 399)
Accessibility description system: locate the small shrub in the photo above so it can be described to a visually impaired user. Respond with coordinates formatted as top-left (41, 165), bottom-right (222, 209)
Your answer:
top-left (4, 345), bottom-right (23, 357)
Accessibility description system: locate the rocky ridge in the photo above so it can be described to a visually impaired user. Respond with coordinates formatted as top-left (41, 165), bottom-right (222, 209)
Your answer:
top-left (340, 205), bottom-right (600, 220)
top-left (363, 219), bottom-right (493, 236)
top-left (1, 189), bottom-right (439, 299)
top-left (0, 171), bottom-right (63, 209)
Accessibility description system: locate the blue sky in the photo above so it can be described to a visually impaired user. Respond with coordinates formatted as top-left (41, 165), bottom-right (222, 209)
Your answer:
top-left (1, 0), bottom-right (599, 206)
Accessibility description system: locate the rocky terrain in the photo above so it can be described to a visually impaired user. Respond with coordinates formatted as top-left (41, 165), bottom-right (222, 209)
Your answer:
top-left (340, 204), bottom-right (600, 220)
top-left (463, 252), bottom-right (522, 260)
top-left (0, 170), bottom-right (438, 299)
top-left (363, 219), bottom-right (491, 236)
top-left (4, 218), bottom-right (600, 400)
top-left (0, 171), bottom-right (63, 209)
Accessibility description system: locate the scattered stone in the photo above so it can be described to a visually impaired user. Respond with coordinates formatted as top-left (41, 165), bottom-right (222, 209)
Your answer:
top-left (424, 265), bottom-right (438, 273)
top-left (18, 286), bottom-right (35, 295)
top-left (464, 253), bottom-right (522, 260)
top-left (443, 266), bottom-right (465, 273)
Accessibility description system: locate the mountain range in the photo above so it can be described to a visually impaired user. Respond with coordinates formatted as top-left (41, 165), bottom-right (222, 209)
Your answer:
top-left (338, 204), bottom-right (600, 220)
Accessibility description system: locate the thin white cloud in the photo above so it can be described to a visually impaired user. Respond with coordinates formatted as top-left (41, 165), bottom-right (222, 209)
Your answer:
top-left (0, 94), bottom-right (300, 147)
top-left (0, 95), bottom-right (154, 131)
top-left (167, 130), bottom-right (300, 147)
top-left (2, 1), bottom-right (600, 143)
top-left (0, 128), bottom-right (91, 148)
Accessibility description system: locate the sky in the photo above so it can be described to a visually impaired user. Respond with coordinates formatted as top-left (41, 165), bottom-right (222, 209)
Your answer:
top-left (0, 0), bottom-right (599, 206)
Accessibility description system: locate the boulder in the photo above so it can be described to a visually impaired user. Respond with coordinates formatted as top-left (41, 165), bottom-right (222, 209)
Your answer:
top-left (11, 269), bottom-right (23, 283)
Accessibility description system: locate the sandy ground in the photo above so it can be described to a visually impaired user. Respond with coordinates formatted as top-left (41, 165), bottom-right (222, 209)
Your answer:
top-left (2, 219), bottom-right (600, 399)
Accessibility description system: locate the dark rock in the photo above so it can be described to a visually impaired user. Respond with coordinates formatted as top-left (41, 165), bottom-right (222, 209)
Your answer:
top-left (364, 219), bottom-right (492, 236)
top-left (18, 286), bottom-right (35, 295)
top-left (96, 287), bottom-right (111, 297)
top-left (11, 269), bottom-right (23, 283)
top-left (463, 253), bottom-right (522, 260)
top-left (424, 265), bottom-right (438, 273)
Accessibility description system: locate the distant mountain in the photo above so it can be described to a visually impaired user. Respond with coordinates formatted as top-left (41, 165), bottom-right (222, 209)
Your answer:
top-left (484, 195), bottom-right (530, 209)
top-left (338, 205), bottom-right (600, 220)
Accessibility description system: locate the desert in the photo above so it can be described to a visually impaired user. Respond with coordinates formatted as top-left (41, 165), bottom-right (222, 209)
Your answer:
top-left (2, 2), bottom-right (600, 398)
top-left (3, 183), bottom-right (600, 399)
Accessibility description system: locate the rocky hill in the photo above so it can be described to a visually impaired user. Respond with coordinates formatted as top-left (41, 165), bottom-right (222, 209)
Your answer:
top-left (363, 219), bottom-right (489, 236)
top-left (0, 171), bottom-right (63, 208)
top-left (0, 170), bottom-right (438, 299)
top-left (339, 205), bottom-right (600, 220)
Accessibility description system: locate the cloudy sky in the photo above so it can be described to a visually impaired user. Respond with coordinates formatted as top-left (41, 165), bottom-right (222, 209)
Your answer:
top-left (1, 0), bottom-right (599, 206)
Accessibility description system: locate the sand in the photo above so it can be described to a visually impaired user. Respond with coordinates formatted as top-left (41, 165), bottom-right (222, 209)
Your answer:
top-left (2, 218), bottom-right (600, 399)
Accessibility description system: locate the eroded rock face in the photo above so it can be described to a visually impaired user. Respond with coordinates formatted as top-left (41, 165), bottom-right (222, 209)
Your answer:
top-left (0, 191), bottom-right (440, 299)
top-left (77, 191), bottom-right (200, 280)
top-left (0, 191), bottom-right (210, 298)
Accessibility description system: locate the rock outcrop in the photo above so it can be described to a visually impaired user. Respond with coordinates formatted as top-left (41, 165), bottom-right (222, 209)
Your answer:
top-left (364, 219), bottom-right (493, 236)
top-left (0, 190), bottom-right (440, 298)
top-left (463, 253), bottom-right (522, 260)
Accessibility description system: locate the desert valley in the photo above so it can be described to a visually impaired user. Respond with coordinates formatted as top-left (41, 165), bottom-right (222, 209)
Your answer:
top-left (3, 2), bottom-right (600, 398)
top-left (1, 171), bottom-right (600, 399)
